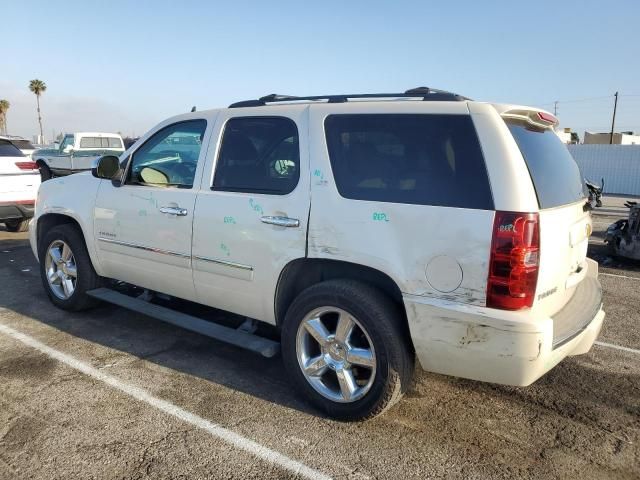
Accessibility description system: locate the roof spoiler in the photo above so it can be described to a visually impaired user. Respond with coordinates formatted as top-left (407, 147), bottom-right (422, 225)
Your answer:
top-left (501, 108), bottom-right (558, 128)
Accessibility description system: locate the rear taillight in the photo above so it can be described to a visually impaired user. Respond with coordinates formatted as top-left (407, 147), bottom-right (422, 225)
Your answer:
top-left (536, 111), bottom-right (558, 125)
top-left (487, 211), bottom-right (540, 310)
top-left (15, 161), bottom-right (38, 171)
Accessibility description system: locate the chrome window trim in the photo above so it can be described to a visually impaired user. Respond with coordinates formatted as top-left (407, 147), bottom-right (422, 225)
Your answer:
top-left (97, 237), bottom-right (191, 259)
top-left (193, 255), bottom-right (253, 271)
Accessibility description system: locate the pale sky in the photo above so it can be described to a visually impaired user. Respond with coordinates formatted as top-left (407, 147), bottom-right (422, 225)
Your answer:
top-left (3, 0), bottom-right (639, 141)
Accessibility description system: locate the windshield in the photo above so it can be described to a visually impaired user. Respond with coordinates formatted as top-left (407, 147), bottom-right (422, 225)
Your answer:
top-left (507, 121), bottom-right (585, 209)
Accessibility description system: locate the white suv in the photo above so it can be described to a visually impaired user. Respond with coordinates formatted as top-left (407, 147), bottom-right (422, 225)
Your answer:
top-left (1, 137), bottom-right (40, 232)
top-left (30, 88), bottom-right (604, 420)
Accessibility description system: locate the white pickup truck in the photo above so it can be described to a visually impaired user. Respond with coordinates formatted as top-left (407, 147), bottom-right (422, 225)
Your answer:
top-left (29, 89), bottom-right (604, 420)
top-left (33, 132), bottom-right (125, 181)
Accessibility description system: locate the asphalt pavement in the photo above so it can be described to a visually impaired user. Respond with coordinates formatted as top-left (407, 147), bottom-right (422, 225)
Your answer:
top-left (0, 198), bottom-right (638, 479)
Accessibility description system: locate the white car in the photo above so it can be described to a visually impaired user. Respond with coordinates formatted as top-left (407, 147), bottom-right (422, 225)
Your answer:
top-left (0, 136), bottom-right (37, 158)
top-left (29, 88), bottom-right (604, 420)
top-left (0, 138), bottom-right (40, 232)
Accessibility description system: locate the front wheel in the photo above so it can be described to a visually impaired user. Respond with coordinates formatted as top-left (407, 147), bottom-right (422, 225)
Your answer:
top-left (282, 280), bottom-right (414, 421)
top-left (38, 224), bottom-right (102, 311)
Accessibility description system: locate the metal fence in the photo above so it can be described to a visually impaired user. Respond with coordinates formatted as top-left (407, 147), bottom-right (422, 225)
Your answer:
top-left (568, 144), bottom-right (640, 196)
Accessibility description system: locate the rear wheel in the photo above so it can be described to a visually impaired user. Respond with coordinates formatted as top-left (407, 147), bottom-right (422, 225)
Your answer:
top-left (38, 224), bottom-right (102, 311)
top-left (4, 219), bottom-right (30, 232)
top-left (282, 280), bottom-right (414, 421)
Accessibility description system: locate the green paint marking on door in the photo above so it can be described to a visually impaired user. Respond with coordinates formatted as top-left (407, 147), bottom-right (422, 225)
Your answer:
top-left (223, 216), bottom-right (236, 224)
top-left (249, 198), bottom-right (263, 216)
top-left (373, 212), bottom-right (389, 222)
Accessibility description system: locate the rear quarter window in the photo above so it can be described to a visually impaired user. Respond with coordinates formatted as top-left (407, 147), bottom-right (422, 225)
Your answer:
top-left (507, 122), bottom-right (585, 209)
top-left (324, 114), bottom-right (493, 209)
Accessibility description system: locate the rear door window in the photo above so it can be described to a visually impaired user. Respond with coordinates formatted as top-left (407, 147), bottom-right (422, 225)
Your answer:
top-left (213, 117), bottom-right (300, 195)
top-left (507, 122), bottom-right (585, 208)
top-left (324, 114), bottom-right (493, 209)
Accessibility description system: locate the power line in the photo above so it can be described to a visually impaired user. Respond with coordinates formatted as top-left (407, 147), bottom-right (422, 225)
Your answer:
top-left (534, 93), bottom-right (640, 106)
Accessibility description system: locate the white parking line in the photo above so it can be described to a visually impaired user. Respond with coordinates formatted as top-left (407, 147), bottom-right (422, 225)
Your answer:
top-left (0, 322), bottom-right (332, 480)
top-left (595, 341), bottom-right (640, 355)
top-left (600, 272), bottom-right (640, 281)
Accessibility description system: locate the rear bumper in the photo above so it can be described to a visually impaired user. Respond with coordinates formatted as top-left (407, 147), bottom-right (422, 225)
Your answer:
top-left (0, 202), bottom-right (35, 222)
top-left (404, 258), bottom-right (604, 386)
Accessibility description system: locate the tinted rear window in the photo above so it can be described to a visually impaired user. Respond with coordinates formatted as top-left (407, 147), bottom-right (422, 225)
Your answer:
top-left (507, 122), bottom-right (585, 209)
top-left (0, 140), bottom-right (24, 157)
top-left (324, 114), bottom-right (493, 209)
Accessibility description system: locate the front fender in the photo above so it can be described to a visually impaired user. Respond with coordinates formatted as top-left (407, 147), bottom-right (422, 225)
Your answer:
top-left (33, 173), bottom-right (104, 276)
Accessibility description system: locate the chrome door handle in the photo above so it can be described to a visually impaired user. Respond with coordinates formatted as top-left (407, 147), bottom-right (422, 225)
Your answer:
top-left (261, 216), bottom-right (300, 227)
top-left (159, 206), bottom-right (188, 216)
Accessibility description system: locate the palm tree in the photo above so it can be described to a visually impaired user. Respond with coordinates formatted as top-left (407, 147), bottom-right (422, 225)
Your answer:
top-left (29, 79), bottom-right (47, 141)
top-left (0, 99), bottom-right (9, 135)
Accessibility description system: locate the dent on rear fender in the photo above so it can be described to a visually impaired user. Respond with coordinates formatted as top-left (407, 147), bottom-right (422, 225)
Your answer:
top-left (419, 286), bottom-right (486, 305)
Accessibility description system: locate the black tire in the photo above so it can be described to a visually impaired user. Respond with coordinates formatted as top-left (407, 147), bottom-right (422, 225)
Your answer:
top-left (38, 224), bottom-right (102, 311)
top-left (38, 162), bottom-right (52, 182)
top-left (282, 279), bottom-right (414, 421)
top-left (4, 219), bottom-right (30, 232)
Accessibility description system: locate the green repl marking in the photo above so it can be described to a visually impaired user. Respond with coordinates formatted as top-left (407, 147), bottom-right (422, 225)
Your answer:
top-left (373, 212), bottom-right (389, 222)
top-left (223, 216), bottom-right (236, 224)
top-left (313, 169), bottom-right (328, 186)
top-left (220, 243), bottom-right (230, 256)
top-left (249, 198), bottom-right (263, 215)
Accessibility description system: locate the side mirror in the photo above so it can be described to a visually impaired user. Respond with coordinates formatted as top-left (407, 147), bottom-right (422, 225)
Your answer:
top-left (92, 155), bottom-right (120, 180)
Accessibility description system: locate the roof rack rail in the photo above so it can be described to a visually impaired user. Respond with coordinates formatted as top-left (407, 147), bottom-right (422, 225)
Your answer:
top-left (228, 87), bottom-right (470, 108)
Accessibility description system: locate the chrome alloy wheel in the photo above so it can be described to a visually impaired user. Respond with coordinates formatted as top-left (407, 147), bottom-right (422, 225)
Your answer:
top-left (296, 307), bottom-right (377, 403)
top-left (44, 240), bottom-right (77, 300)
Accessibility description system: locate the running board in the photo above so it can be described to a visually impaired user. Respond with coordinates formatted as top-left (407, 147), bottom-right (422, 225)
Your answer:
top-left (87, 288), bottom-right (280, 358)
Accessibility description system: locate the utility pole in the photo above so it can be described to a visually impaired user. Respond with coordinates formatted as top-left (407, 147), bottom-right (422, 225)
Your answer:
top-left (610, 92), bottom-right (619, 144)
top-left (554, 101), bottom-right (558, 116)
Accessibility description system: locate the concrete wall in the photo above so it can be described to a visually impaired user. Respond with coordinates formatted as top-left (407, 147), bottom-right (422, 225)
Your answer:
top-left (583, 132), bottom-right (640, 145)
top-left (568, 144), bottom-right (640, 195)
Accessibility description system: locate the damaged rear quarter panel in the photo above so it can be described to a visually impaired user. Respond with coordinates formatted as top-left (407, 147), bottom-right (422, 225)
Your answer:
top-left (307, 199), bottom-right (494, 305)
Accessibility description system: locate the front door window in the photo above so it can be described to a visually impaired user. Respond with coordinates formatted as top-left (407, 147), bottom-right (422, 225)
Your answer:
top-left (126, 120), bottom-right (207, 189)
